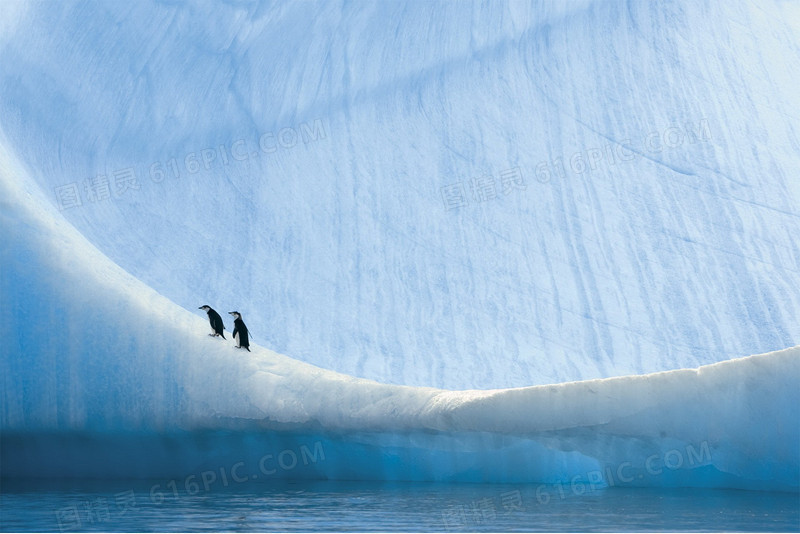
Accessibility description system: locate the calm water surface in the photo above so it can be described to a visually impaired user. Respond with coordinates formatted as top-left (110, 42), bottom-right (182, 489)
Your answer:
top-left (1, 479), bottom-right (798, 532)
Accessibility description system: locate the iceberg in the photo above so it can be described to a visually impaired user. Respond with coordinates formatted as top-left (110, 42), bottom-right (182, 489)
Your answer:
top-left (1, 0), bottom-right (798, 390)
top-left (1, 0), bottom-right (798, 492)
top-left (1, 144), bottom-right (798, 490)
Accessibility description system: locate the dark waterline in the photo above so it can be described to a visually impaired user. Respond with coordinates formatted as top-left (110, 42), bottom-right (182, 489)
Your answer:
top-left (1, 479), bottom-right (798, 532)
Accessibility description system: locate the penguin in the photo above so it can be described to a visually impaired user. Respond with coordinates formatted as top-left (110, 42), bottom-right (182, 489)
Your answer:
top-left (199, 305), bottom-right (226, 338)
top-left (228, 311), bottom-right (250, 352)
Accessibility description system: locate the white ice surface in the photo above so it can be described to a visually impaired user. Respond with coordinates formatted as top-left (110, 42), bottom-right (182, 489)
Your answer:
top-left (1, 142), bottom-right (798, 488)
top-left (1, 0), bottom-right (799, 488)
top-left (0, 0), bottom-right (798, 390)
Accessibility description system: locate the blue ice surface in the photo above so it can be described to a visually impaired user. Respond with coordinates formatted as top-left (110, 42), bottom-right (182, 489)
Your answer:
top-left (1, 0), bottom-right (799, 493)
top-left (1, 157), bottom-right (798, 490)
top-left (3, 427), bottom-right (797, 492)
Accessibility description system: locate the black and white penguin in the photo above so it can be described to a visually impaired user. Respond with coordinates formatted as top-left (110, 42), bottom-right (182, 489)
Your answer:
top-left (199, 305), bottom-right (226, 338)
top-left (228, 311), bottom-right (250, 352)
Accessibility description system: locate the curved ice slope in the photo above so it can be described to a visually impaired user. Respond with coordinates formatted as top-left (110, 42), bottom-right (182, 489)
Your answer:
top-left (2, 145), bottom-right (798, 489)
top-left (1, 0), bottom-right (799, 389)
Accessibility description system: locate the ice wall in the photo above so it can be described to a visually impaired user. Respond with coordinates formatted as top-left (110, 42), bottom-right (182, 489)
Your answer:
top-left (2, 144), bottom-right (798, 489)
top-left (1, 0), bottom-right (798, 389)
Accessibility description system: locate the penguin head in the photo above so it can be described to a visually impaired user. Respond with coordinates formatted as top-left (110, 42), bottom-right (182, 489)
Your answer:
top-left (199, 305), bottom-right (211, 311)
top-left (228, 311), bottom-right (241, 319)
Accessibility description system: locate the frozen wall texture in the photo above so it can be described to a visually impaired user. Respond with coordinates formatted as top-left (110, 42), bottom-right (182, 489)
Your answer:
top-left (1, 0), bottom-right (799, 488)
top-left (2, 0), bottom-right (799, 389)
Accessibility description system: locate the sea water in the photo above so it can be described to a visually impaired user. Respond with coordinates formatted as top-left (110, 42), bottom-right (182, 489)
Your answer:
top-left (2, 479), bottom-right (797, 532)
